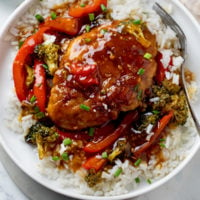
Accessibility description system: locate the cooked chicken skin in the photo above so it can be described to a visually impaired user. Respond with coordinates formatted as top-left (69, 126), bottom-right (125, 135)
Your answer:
top-left (47, 21), bottom-right (157, 130)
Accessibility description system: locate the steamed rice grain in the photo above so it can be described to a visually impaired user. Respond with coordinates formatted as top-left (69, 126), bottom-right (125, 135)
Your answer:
top-left (5, 0), bottom-right (199, 196)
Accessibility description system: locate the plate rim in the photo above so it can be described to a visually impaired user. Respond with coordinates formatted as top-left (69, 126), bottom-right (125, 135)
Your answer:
top-left (0, 0), bottom-right (200, 199)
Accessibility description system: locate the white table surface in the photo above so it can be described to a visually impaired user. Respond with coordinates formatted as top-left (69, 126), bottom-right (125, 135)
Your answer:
top-left (1, 1), bottom-right (200, 200)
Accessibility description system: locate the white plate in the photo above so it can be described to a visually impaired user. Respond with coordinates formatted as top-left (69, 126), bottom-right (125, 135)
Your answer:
top-left (0, 0), bottom-right (200, 199)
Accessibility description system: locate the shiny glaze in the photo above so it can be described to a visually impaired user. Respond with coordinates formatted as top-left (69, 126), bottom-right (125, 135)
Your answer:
top-left (47, 20), bottom-right (157, 130)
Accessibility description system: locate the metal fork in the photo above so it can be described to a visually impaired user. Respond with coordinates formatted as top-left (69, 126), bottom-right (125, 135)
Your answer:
top-left (153, 2), bottom-right (200, 133)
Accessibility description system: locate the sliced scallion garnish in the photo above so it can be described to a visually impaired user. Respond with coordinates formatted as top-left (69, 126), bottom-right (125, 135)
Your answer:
top-left (137, 68), bottom-right (145, 76)
top-left (30, 95), bottom-right (36, 103)
top-left (51, 12), bottom-right (57, 20)
top-left (101, 4), bottom-right (107, 12)
top-left (135, 177), bottom-right (140, 183)
top-left (80, 3), bottom-right (86, 7)
top-left (144, 52), bottom-right (152, 60)
top-left (133, 19), bottom-right (141, 25)
top-left (63, 138), bottom-right (72, 146)
top-left (80, 104), bottom-right (90, 111)
top-left (114, 167), bottom-right (123, 177)
top-left (52, 156), bottom-right (59, 161)
top-left (18, 41), bottom-right (24, 49)
top-left (61, 152), bottom-right (69, 161)
top-left (84, 38), bottom-right (91, 43)
top-left (159, 142), bottom-right (166, 148)
top-left (35, 14), bottom-right (44, 23)
top-left (134, 158), bottom-right (142, 166)
top-left (147, 179), bottom-right (152, 184)
top-left (85, 25), bottom-right (91, 32)
top-left (35, 112), bottom-right (45, 119)
top-left (100, 29), bottom-right (108, 35)
top-left (152, 110), bottom-right (160, 115)
top-left (89, 13), bottom-right (95, 21)
top-left (101, 152), bottom-right (108, 159)
top-left (88, 127), bottom-right (95, 136)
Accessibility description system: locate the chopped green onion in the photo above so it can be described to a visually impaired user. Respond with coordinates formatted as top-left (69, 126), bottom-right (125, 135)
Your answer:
top-left (51, 12), bottom-right (57, 20)
top-left (80, 104), bottom-right (90, 111)
top-left (18, 41), bottom-right (24, 49)
top-left (42, 64), bottom-right (49, 70)
top-left (30, 95), bottom-right (36, 103)
top-left (80, 3), bottom-right (86, 7)
top-left (35, 112), bottom-right (45, 119)
top-left (152, 110), bottom-right (160, 115)
top-left (89, 13), bottom-right (95, 21)
top-left (101, 152), bottom-right (108, 159)
top-left (137, 89), bottom-right (143, 100)
top-left (114, 167), bottom-right (123, 177)
top-left (135, 177), bottom-right (140, 183)
top-left (63, 138), bottom-right (72, 146)
top-left (160, 138), bottom-right (166, 142)
top-left (35, 14), bottom-right (44, 23)
top-left (84, 38), bottom-right (91, 43)
top-left (85, 25), bottom-right (91, 32)
top-left (100, 29), bottom-right (108, 35)
top-left (101, 4), bottom-right (107, 12)
top-left (137, 68), bottom-right (145, 76)
top-left (88, 127), bottom-right (95, 136)
top-left (132, 19), bottom-right (141, 25)
top-left (147, 179), bottom-right (152, 184)
top-left (52, 156), bottom-right (59, 161)
top-left (159, 142), bottom-right (166, 148)
top-left (134, 158), bottom-right (142, 166)
top-left (61, 152), bottom-right (69, 161)
top-left (34, 106), bottom-right (40, 113)
top-left (144, 52), bottom-right (152, 60)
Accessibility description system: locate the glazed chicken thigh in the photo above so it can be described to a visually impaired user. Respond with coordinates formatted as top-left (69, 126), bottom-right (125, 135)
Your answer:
top-left (47, 21), bottom-right (157, 130)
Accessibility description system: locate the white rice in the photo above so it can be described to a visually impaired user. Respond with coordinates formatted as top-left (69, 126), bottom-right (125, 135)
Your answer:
top-left (5, 0), bottom-right (199, 197)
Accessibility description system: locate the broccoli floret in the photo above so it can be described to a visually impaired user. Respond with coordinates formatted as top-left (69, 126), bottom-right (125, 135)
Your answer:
top-left (37, 43), bottom-right (60, 75)
top-left (138, 113), bottom-right (159, 131)
top-left (151, 84), bottom-right (188, 125)
top-left (25, 122), bottom-right (59, 159)
top-left (25, 122), bottom-right (58, 144)
top-left (152, 85), bottom-right (170, 110)
top-left (162, 79), bottom-right (181, 94)
top-left (85, 169), bottom-right (102, 187)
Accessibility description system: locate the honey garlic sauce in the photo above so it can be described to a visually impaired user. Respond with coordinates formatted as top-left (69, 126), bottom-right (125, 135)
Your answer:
top-left (47, 20), bottom-right (157, 130)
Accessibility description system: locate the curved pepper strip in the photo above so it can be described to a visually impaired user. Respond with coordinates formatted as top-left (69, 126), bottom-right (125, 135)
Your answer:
top-left (134, 111), bottom-right (174, 157)
top-left (40, 17), bottom-right (80, 35)
top-left (13, 18), bottom-right (80, 102)
top-left (13, 27), bottom-right (50, 102)
top-left (33, 60), bottom-right (47, 112)
top-left (69, 0), bottom-right (107, 18)
top-left (156, 52), bottom-right (173, 84)
top-left (82, 156), bottom-right (107, 171)
top-left (84, 110), bottom-right (139, 153)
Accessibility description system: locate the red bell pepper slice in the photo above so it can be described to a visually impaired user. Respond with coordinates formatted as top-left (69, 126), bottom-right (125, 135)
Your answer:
top-left (84, 110), bottom-right (138, 153)
top-left (134, 111), bottom-right (174, 157)
top-left (156, 52), bottom-right (173, 84)
top-left (69, 0), bottom-right (107, 18)
top-left (33, 60), bottom-right (47, 112)
top-left (82, 156), bottom-right (107, 171)
top-left (40, 17), bottom-right (80, 35)
top-left (13, 27), bottom-right (50, 102)
top-left (155, 52), bottom-right (165, 84)
top-left (70, 63), bottom-right (99, 86)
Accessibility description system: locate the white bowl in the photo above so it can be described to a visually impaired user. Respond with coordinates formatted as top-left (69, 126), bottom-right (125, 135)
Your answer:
top-left (0, 0), bottom-right (200, 199)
